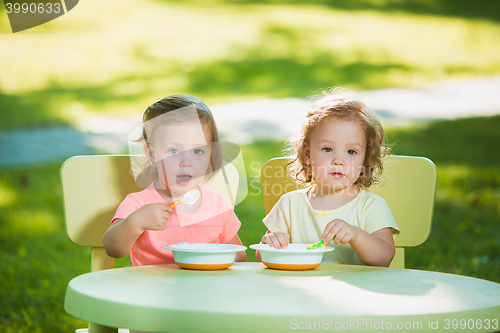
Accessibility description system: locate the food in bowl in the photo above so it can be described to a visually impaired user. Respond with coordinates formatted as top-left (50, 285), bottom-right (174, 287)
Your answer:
top-left (163, 243), bottom-right (247, 270)
top-left (250, 243), bottom-right (334, 270)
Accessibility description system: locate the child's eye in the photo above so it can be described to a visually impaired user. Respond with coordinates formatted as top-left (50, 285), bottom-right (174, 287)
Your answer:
top-left (193, 148), bottom-right (205, 155)
top-left (168, 148), bottom-right (179, 154)
top-left (347, 149), bottom-right (357, 155)
top-left (322, 147), bottom-right (333, 153)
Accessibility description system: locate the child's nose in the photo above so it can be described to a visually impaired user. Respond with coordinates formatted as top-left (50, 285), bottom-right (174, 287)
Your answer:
top-left (179, 152), bottom-right (192, 167)
top-left (332, 153), bottom-right (345, 165)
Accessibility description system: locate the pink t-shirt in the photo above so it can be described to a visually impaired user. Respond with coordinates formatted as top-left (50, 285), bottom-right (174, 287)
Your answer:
top-left (112, 183), bottom-right (241, 266)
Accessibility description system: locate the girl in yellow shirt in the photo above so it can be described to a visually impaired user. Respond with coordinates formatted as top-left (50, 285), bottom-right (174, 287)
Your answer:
top-left (260, 88), bottom-right (399, 266)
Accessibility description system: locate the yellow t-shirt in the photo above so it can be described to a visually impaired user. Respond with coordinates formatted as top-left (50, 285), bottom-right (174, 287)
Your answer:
top-left (262, 187), bottom-right (400, 265)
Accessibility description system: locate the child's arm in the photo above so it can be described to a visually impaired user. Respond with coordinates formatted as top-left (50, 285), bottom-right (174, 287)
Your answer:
top-left (322, 219), bottom-right (395, 267)
top-left (103, 203), bottom-right (173, 258)
top-left (227, 234), bottom-right (247, 262)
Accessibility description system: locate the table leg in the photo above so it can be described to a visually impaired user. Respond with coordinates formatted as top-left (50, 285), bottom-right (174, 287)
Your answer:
top-left (89, 322), bottom-right (118, 333)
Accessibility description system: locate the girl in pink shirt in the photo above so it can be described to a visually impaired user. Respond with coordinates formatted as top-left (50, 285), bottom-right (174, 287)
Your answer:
top-left (103, 94), bottom-right (246, 265)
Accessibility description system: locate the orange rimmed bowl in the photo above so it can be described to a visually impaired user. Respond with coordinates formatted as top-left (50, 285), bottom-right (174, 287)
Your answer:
top-left (250, 243), bottom-right (334, 270)
top-left (163, 243), bottom-right (247, 270)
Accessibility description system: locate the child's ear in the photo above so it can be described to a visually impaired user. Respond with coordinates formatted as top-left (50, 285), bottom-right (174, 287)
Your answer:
top-left (143, 144), bottom-right (157, 168)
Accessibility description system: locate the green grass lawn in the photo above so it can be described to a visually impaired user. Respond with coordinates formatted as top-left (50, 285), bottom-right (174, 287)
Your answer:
top-left (1, 115), bottom-right (499, 332)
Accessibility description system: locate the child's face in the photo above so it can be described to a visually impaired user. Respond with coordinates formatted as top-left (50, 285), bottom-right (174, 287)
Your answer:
top-left (149, 122), bottom-right (211, 196)
top-left (305, 118), bottom-right (366, 194)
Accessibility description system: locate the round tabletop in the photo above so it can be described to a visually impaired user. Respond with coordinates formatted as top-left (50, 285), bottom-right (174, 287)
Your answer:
top-left (65, 262), bottom-right (500, 332)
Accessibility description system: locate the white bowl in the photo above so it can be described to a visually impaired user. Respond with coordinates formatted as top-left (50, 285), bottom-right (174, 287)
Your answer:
top-left (163, 243), bottom-right (247, 270)
top-left (250, 243), bottom-right (334, 270)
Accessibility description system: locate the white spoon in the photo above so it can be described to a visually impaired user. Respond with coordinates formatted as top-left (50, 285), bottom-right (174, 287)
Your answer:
top-left (170, 189), bottom-right (201, 209)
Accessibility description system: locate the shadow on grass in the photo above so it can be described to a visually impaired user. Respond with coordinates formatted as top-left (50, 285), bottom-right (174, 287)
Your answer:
top-left (0, 92), bottom-right (66, 130)
top-left (0, 75), bottom-right (153, 130)
top-left (187, 54), bottom-right (415, 98)
top-left (157, 0), bottom-right (500, 22)
top-left (386, 115), bottom-right (500, 169)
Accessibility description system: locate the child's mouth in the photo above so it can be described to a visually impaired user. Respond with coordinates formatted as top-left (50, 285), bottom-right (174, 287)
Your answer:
top-left (330, 172), bottom-right (344, 178)
top-left (176, 174), bottom-right (193, 186)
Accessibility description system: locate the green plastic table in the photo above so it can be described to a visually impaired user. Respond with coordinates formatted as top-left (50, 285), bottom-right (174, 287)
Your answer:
top-left (64, 262), bottom-right (500, 333)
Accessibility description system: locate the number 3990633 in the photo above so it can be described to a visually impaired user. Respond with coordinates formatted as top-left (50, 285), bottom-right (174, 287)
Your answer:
top-left (444, 319), bottom-right (498, 330)
top-left (5, 2), bottom-right (62, 14)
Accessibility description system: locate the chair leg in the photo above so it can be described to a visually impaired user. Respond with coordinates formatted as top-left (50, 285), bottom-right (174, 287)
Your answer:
top-left (74, 327), bottom-right (129, 333)
top-left (89, 323), bottom-right (119, 333)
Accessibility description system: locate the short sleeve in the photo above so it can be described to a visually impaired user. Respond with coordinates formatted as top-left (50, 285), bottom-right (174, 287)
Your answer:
top-left (112, 194), bottom-right (143, 224)
top-left (363, 195), bottom-right (400, 238)
top-left (262, 194), bottom-right (291, 233)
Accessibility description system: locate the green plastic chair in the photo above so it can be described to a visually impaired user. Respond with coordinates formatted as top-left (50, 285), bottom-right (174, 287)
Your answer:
top-left (260, 155), bottom-right (438, 268)
top-left (61, 155), bottom-right (239, 333)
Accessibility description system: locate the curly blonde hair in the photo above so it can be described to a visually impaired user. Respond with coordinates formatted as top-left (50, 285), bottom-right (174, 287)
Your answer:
top-left (287, 88), bottom-right (389, 189)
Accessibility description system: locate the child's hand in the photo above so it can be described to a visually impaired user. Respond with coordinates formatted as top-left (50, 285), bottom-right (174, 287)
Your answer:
top-left (322, 219), bottom-right (358, 245)
top-left (261, 231), bottom-right (290, 249)
top-left (132, 203), bottom-right (174, 231)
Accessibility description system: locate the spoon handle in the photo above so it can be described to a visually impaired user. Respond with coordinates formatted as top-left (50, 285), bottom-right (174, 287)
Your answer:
top-left (306, 237), bottom-right (335, 250)
top-left (306, 240), bottom-right (325, 250)
top-left (170, 200), bottom-right (185, 208)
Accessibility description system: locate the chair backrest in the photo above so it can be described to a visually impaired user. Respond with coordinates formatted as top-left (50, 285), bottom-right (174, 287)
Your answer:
top-left (61, 155), bottom-right (239, 271)
top-left (260, 155), bottom-right (437, 268)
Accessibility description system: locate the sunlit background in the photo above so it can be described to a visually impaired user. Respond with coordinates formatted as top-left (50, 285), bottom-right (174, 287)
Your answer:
top-left (1, 0), bottom-right (500, 331)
